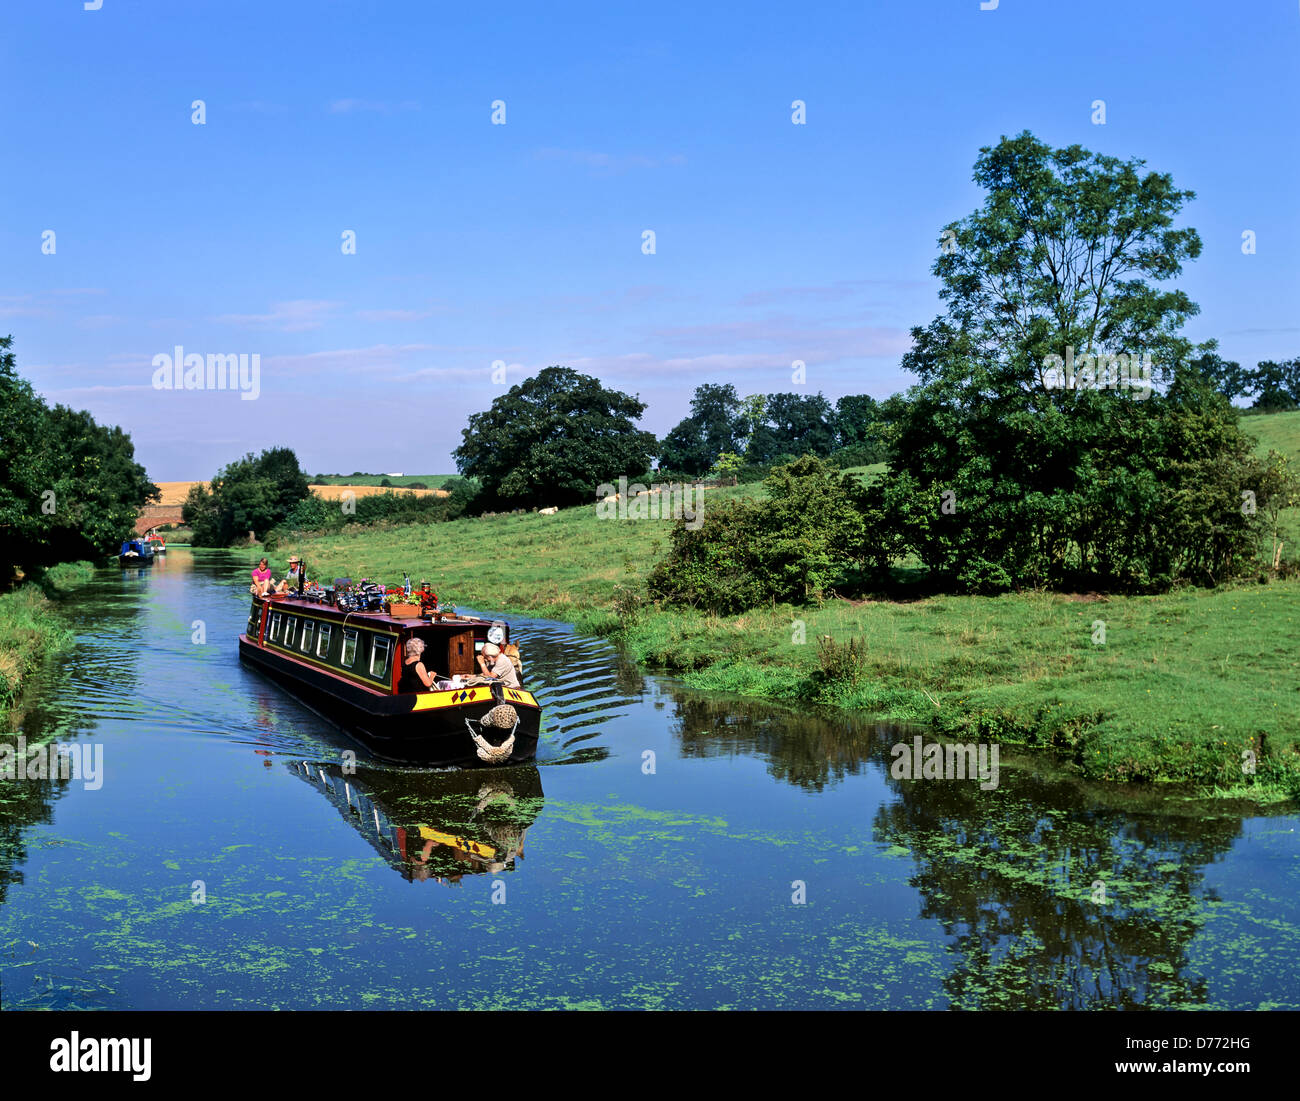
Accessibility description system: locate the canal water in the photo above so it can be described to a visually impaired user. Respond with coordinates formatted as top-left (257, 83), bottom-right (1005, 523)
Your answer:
top-left (1, 549), bottom-right (1297, 1010)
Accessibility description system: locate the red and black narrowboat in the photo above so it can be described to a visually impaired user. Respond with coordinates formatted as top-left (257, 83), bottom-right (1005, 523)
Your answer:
top-left (237, 595), bottom-right (542, 766)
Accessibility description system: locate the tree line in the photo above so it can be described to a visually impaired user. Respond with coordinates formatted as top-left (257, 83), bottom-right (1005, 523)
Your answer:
top-left (9, 130), bottom-right (1298, 603)
top-left (1, 335), bottom-right (157, 577)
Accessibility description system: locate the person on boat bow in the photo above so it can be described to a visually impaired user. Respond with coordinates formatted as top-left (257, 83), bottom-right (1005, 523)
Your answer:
top-left (251, 557), bottom-right (274, 595)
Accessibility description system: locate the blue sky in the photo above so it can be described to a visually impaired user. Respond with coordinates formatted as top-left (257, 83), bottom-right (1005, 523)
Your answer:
top-left (3, 0), bottom-right (1297, 480)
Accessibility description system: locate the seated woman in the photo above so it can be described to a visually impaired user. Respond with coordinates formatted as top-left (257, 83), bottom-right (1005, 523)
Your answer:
top-left (398, 637), bottom-right (438, 693)
top-left (250, 557), bottom-right (274, 596)
top-left (476, 642), bottom-right (521, 688)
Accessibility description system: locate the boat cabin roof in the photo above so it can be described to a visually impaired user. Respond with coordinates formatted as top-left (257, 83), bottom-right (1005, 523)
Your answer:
top-left (256, 594), bottom-right (495, 632)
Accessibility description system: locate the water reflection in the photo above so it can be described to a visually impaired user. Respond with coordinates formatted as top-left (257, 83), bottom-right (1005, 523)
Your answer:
top-left (289, 761), bottom-right (543, 884)
top-left (669, 693), bottom-right (886, 790)
top-left (1, 550), bottom-right (1296, 1010)
top-left (664, 686), bottom-right (1292, 1009)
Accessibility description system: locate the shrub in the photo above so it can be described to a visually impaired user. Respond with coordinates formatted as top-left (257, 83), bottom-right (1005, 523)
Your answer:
top-left (647, 455), bottom-right (866, 612)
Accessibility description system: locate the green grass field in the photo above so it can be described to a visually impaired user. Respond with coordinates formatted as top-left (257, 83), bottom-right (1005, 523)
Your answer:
top-left (307, 473), bottom-right (458, 488)
top-left (279, 415), bottom-right (1300, 799)
top-left (1241, 408), bottom-right (1300, 457)
top-left (0, 562), bottom-right (94, 725)
top-left (1241, 409), bottom-right (1300, 554)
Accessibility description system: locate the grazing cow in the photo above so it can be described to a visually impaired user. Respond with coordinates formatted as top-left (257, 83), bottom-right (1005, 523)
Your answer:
top-left (539, 506), bottom-right (558, 515)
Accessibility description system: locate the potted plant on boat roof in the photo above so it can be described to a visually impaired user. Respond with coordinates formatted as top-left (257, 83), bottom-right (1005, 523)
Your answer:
top-left (385, 586), bottom-right (421, 618)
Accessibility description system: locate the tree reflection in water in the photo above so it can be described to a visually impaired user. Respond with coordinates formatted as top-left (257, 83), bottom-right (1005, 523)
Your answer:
top-left (666, 688), bottom-right (1269, 1009)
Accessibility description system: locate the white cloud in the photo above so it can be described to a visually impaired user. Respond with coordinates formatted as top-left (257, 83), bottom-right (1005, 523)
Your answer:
top-left (213, 300), bottom-right (343, 332)
top-left (355, 308), bottom-right (436, 322)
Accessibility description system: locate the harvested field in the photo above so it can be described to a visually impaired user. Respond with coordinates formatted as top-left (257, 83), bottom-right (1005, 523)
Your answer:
top-left (149, 480), bottom-right (447, 506)
top-left (308, 484), bottom-right (448, 500)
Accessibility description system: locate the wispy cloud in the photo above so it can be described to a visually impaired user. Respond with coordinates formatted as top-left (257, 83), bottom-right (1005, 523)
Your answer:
top-left (213, 300), bottom-right (342, 332)
top-left (355, 307), bottom-right (438, 322)
top-left (39, 383), bottom-right (155, 398)
top-left (737, 279), bottom-right (929, 307)
top-left (649, 319), bottom-right (911, 361)
top-left (328, 98), bottom-right (419, 115)
top-left (534, 148), bottom-right (687, 173)
top-left (0, 294), bottom-right (52, 319)
top-left (261, 343), bottom-right (441, 374)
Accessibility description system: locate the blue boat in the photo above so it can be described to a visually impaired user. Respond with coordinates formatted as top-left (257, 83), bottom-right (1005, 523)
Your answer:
top-left (118, 538), bottom-right (155, 567)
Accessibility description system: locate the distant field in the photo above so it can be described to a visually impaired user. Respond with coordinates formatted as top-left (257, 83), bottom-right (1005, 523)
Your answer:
top-left (308, 474), bottom-right (457, 488)
top-left (150, 480), bottom-right (446, 505)
top-left (309, 484), bottom-right (448, 500)
top-left (153, 481), bottom-right (208, 507)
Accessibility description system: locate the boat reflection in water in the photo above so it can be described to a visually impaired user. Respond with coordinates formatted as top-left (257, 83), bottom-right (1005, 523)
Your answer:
top-left (290, 760), bottom-right (544, 884)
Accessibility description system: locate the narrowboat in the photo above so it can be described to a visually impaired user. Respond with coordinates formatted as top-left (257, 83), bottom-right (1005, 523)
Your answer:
top-left (144, 530), bottom-right (167, 554)
top-left (118, 538), bottom-right (155, 567)
top-left (237, 593), bottom-right (542, 766)
top-left (289, 759), bottom-right (543, 882)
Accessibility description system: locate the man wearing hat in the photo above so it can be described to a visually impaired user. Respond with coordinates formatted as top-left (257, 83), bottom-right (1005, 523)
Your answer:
top-left (476, 642), bottom-right (521, 688)
top-left (270, 555), bottom-right (302, 595)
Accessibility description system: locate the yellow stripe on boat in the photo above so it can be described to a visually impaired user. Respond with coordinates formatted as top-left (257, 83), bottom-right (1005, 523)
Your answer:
top-left (410, 688), bottom-right (537, 711)
top-left (416, 826), bottom-right (495, 858)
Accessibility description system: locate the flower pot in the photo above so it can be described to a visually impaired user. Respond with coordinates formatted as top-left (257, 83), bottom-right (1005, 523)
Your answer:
top-left (388, 602), bottom-right (421, 618)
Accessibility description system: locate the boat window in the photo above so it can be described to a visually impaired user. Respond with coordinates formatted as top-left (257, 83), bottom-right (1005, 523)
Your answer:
top-left (341, 629), bottom-right (358, 668)
top-left (370, 636), bottom-right (392, 680)
top-left (317, 623), bottom-right (332, 658)
top-left (284, 616), bottom-right (298, 648)
top-left (300, 620), bottom-right (315, 653)
top-left (270, 613), bottom-right (282, 642)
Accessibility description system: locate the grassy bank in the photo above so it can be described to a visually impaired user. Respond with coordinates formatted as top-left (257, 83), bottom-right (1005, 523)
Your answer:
top-left (41, 560), bottom-right (97, 593)
top-left (283, 415), bottom-right (1300, 799)
top-left (617, 586), bottom-right (1300, 800)
top-left (281, 469), bottom-right (1300, 799)
top-left (0, 561), bottom-right (94, 724)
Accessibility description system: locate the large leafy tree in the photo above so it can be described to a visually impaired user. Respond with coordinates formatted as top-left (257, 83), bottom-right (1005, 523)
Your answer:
top-left (1183, 346), bottom-right (1250, 402)
top-left (1248, 358), bottom-right (1300, 412)
top-left (876, 132), bottom-right (1266, 590)
top-left (454, 366), bottom-right (657, 507)
top-left (745, 392), bottom-right (836, 463)
top-left (1, 335), bottom-right (157, 572)
top-left (830, 394), bottom-right (892, 465)
top-left (658, 383), bottom-right (746, 475)
top-left (184, 447), bottom-right (310, 545)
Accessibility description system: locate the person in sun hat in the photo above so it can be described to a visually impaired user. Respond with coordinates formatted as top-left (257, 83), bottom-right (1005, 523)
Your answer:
top-left (476, 642), bottom-right (521, 688)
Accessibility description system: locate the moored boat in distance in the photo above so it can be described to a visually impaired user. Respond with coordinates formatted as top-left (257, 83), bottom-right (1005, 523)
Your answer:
top-left (237, 591), bottom-right (541, 766)
top-left (118, 538), bottom-right (155, 567)
top-left (144, 529), bottom-right (167, 554)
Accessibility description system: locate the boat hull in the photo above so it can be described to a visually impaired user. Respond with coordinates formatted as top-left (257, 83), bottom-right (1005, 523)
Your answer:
top-left (238, 634), bottom-right (540, 766)
top-left (119, 555), bottom-right (154, 567)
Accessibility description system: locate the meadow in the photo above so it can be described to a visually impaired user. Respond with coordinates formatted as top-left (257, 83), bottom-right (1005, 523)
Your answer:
top-left (307, 474), bottom-right (458, 488)
top-left (281, 412), bottom-right (1300, 800)
top-left (0, 562), bottom-right (95, 726)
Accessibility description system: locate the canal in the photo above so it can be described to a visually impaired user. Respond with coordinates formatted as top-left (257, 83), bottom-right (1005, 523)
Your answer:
top-left (1, 549), bottom-right (1297, 1009)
